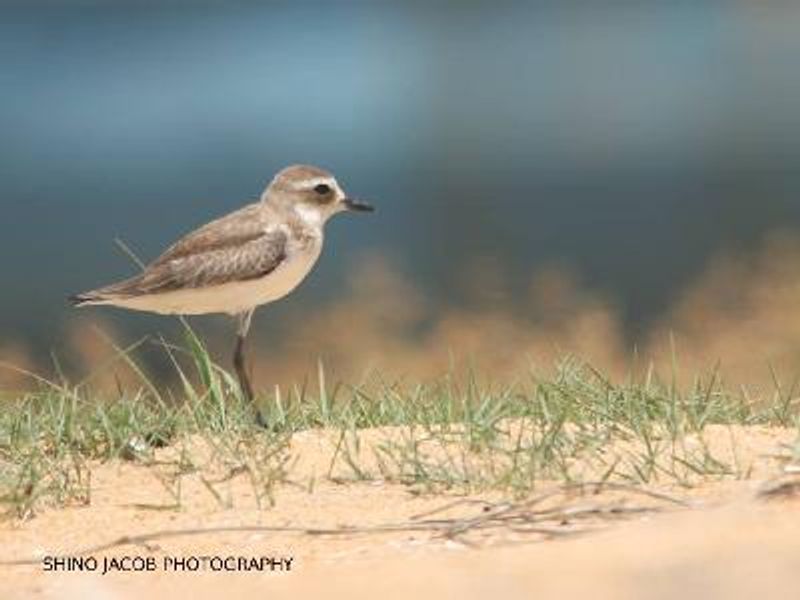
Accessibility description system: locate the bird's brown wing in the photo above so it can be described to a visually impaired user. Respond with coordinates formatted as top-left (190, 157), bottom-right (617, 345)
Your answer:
top-left (71, 204), bottom-right (288, 303)
top-left (132, 227), bottom-right (288, 294)
top-left (152, 202), bottom-right (268, 264)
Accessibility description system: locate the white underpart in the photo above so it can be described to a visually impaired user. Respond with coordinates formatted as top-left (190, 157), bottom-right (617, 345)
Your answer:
top-left (107, 240), bottom-right (323, 316)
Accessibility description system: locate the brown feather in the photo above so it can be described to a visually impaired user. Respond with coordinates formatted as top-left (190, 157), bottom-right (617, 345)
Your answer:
top-left (74, 204), bottom-right (290, 302)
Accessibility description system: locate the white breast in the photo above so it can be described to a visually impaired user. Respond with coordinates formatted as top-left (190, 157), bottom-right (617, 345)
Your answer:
top-left (113, 242), bottom-right (323, 316)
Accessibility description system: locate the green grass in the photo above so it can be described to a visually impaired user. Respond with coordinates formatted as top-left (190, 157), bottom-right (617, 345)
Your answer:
top-left (0, 325), bottom-right (798, 519)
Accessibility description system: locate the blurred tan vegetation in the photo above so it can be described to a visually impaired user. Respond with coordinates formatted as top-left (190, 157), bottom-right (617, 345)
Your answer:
top-left (3, 231), bottom-right (800, 395)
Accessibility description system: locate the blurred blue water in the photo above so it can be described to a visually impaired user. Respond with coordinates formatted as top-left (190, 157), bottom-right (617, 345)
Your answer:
top-left (2, 1), bottom-right (800, 350)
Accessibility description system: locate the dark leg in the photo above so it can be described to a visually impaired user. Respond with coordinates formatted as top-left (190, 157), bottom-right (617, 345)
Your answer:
top-left (234, 310), bottom-right (266, 426)
top-left (233, 310), bottom-right (255, 402)
top-left (233, 332), bottom-right (254, 403)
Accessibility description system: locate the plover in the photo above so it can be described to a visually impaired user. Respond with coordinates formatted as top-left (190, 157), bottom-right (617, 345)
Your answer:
top-left (70, 164), bottom-right (373, 416)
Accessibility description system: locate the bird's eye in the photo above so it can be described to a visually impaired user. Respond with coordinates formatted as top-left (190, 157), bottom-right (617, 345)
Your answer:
top-left (313, 183), bottom-right (331, 195)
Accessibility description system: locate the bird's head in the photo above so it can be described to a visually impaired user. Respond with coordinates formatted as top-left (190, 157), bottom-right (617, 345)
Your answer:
top-left (262, 164), bottom-right (373, 226)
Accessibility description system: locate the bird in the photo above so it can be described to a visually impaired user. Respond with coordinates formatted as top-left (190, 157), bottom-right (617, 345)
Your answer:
top-left (70, 164), bottom-right (374, 421)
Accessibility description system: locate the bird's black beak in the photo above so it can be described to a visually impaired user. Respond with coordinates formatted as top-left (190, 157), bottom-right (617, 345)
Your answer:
top-left (343, 197), bottom-right (374, 213)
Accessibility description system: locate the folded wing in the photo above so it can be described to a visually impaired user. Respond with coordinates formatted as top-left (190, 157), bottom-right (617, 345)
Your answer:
top-left (71, 204), bottom-right (288, 305)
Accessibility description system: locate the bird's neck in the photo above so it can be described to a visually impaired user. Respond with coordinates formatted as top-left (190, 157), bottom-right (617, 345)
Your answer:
top-left (292, 203), bottom-right (329, 230)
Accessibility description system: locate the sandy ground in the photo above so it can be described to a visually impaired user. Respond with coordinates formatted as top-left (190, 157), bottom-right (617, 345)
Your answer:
top-left (1, 425), bottom-right (799, 599)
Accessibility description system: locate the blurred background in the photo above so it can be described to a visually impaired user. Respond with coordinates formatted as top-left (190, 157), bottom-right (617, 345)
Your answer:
top-left (3, 1), bottom-right (800, 390)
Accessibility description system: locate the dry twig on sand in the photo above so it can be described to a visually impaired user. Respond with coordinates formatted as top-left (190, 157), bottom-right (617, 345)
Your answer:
top-left (0, 482), bottom-right (690, 566)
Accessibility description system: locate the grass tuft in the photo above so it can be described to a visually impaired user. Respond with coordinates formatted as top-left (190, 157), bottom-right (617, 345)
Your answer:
top-left (0, 331), bottom-right (797, 518)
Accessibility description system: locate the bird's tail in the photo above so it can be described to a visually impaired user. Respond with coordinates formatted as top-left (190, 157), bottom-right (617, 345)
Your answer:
top-left (68, 292), bottom-right (107, 307)
top-left (68, 274), bottom-right (145, 308)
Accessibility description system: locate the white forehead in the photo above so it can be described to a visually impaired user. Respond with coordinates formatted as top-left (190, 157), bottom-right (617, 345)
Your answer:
top-left (288, 175), bottom-right (340, 192)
